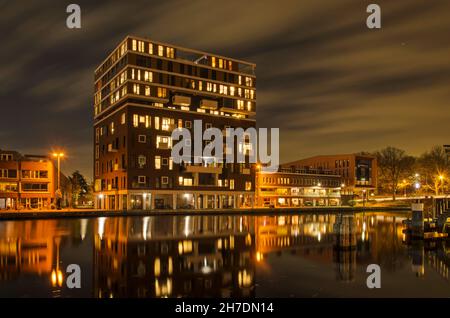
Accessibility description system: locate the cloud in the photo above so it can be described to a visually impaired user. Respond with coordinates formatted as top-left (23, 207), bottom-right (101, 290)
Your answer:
top-left (1, 0), bottom-right (450, 178)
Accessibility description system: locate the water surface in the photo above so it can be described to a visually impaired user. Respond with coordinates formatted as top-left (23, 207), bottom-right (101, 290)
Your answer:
top-left (0, 211), bottom-right (449, 298)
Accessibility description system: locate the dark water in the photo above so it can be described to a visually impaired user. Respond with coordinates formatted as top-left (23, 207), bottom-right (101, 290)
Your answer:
top-left (0, 212), bottom-right (449, 298)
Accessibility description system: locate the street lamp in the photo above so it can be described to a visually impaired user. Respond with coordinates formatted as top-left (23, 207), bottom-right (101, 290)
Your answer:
top-left (52, 152), bottom-right (65, 190)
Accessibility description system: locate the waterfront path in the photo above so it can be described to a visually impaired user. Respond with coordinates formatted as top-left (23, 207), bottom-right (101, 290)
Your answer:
top-left (0, 206), bottom-right (410, 220)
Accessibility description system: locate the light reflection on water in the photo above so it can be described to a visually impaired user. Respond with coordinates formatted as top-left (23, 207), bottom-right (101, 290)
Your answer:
top-left (0, 212), bottom-right (449, 298)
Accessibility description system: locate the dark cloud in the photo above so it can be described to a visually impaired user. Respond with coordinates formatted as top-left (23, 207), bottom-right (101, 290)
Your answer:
top-left (1, 0), bottom-right (450, 178)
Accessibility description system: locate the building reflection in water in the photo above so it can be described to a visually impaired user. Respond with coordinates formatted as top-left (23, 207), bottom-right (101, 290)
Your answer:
top-left (1, 212), bottom-right (449, 298)
top-left (0, 220), bottom-right (69, 290)
top-left (94, 215), bottom-right (256, 298)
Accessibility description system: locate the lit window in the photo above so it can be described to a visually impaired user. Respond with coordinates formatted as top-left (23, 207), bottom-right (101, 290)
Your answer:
top-left (245, 182), bottom-right (252, 191)
top-left (145, 115), bottom-right (150, 128)
top-left (169, 157), bottom-right (173, 170)
top-left (230, 179), bottom-right (235, 190)
top-left (162, 118), bottom-right (174, 131)
top-left (158, 45), bottom-right (164, 56)
top-left (145, 86), bottom-right (150, 96)
top-left (211, 57), bottom-right (216, 68)
top-left (133, 84), bottom-right (140, 94)
top-left (132, 39), bottom-right (137, 51)
top-left (144, 71), bottom-right (153, 82)
top-left (133, 114), bottom-right (139, 127)
top-left (121, 113), bottom-right (126, 124)
top-left (110, 122), bottom-right (115, 134)
top-left (156, 136), bottom-right (172, 149)
top-left (157, 87), bottom-right (167, 98)
top-left (155, 117), bottom-right (160, 130)
top-left (155, 156), bottom-right (161, 169)
top-left (149, 43), bottom-right (153, 54)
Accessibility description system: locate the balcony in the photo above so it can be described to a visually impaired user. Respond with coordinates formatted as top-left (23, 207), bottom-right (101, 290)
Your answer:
top-left (219, 106), bottom-right (256, 116)
top-left (172, 95), bottom-right (191, 106)
top-left (200, 99), bottom-right (218, 110)
top-left (185, 165), bottom-right (222, 174)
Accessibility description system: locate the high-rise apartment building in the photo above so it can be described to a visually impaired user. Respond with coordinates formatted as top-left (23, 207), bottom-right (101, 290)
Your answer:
top-left (94, 36), bottom-right (256, 210)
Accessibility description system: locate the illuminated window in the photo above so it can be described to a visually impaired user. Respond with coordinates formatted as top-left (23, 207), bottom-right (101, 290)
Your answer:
top-left (155, 117), bottom-right (160, 130)
top-left (230, 86), bottom-right (235, 96)
top-left (198, 81), bottom-right (203, 91)
top-left (238, 75), bottom-right (242, 85)
top-left (145, 85), bottom-right (150, 96)
top-left (162, 117), bottom-right (174, 131)
top-left (155, 156), bottom-right (161, 169)
top-left (121, 113), bottom-right (126, 124)
top-left (132, 39), bottom-right (137, 51)
top-left (245, 181), bottom-right (252, 191)
top-left (237, 100), bottom-right (244, 110)
top-left (156, 136), bottom-right (172, 149)
top-left (144, 71), bottom-right (153, 82)
top-left (218, 58), bottom-right (223, 68)
top-left (133, 84), bottom-right (140, 94)
top-left (145, 115), bottom-right (150, 128)
top-left (110, 122), bottom-right (115, 134)
top-left (138, 41), bottom-right (145, 52)
top-left (211, 56), bottom-right (216, 68)
top-left (169, 157), bottom-right (173, 170)
top-left (148, 43), bottom-right (153, 54)
top-left (157, 87), bottom-right (167, 98)
top-left (158, 45), bottom-right (164, 56)
top-left (133, 114), bottom-right (139, 127)
top-left (183, 178), bottom-right (193, 186)
top-left (230, 179), bottom-right (235, 190)
top-left (177, 119), bottom-right (183, 128)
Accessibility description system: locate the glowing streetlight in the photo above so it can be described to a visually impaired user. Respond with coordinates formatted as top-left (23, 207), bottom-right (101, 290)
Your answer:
top-left (52, 152), bottom-right (65, 190)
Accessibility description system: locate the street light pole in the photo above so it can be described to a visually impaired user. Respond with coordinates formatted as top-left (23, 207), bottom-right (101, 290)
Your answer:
top-left (52, 153), bottom-right (64, 190)
top-left (52, 152), bottom-right (64, 210)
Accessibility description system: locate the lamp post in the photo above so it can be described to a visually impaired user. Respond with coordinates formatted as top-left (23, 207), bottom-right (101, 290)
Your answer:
top-left (52, 152), bottom-right (64, 190)
top-left (52, 152), bottom-right (64, 210)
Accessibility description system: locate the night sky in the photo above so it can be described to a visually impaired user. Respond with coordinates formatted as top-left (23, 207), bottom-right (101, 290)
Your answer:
top-left (2, 0), bottom-right (450, 180)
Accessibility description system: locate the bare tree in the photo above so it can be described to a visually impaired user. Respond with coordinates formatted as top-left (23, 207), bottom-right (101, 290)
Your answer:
top-left (376, 147), bottom-right (415, 200)
top-left (419, 146), bottom-right (449, 195)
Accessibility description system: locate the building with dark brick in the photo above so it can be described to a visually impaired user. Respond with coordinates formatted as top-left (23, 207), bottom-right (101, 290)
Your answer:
top-left (93, 36), bottom-right (256, 210)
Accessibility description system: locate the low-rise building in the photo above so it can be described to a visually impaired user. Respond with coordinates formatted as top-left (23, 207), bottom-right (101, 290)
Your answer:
top-left (0, 150), bottom-right (57, 210)
top-left (256, 166), bottom-right (341, 208)
top-left (282, 153), bottom-right (377, 202)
